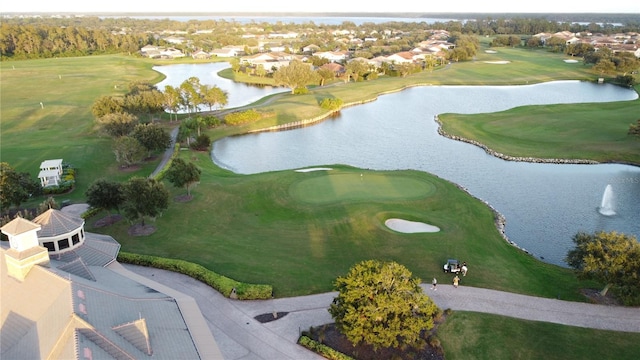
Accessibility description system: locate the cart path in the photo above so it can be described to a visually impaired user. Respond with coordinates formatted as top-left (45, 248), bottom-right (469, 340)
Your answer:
top-left (122, 264), bottom-right (640, 360)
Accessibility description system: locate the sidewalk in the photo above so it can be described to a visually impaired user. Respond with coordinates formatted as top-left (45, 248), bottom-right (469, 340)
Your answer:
top-left (122, 264), bottom-right (640, 360)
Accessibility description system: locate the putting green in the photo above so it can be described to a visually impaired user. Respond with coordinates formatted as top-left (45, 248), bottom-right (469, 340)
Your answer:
top-left (290, 172), bottom-right (436, 204)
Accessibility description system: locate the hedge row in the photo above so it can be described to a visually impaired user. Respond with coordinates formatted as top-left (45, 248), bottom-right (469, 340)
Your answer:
top-left (298, 336), bottom-right (354, 360)
top-left (117, 251), bottom-right (273, 300)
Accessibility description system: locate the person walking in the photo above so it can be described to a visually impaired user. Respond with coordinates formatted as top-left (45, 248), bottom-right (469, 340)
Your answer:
top-left (453, 275), bottom-right (460, 288)
top-left (431, 277), bottom-right (437, 290)
top-left (461, 262), bottom-right (468, 276)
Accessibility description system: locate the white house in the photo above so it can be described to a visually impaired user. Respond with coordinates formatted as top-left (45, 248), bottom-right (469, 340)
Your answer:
top-left (314, 51), bottom-right (350, 62)
top-left (38, 159), bottom-right (63, 188)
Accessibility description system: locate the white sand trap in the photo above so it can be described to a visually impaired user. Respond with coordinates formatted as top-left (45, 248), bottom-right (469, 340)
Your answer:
top-left (485, 50), bottom-right (498, 54)
top-left (483, 61), bottom-right (510, 64)
top-left (385, 218), bottom-right (440, 233)
top-left (563, 59), bottom-right (579, 63)
top-left (295, 167), bottom-right (333, 172)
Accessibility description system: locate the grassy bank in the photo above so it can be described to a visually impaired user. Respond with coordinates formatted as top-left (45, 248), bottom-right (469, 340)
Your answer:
top-left (438, 312), bottom-right (640, 359)
top-left (439, 86), bottom-right (640, 165)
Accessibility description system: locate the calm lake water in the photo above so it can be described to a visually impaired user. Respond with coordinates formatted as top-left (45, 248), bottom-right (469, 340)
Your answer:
top-left (153, 64), bottom-right (640, 267)
top-left (154, 63), bottom-right (287, 110)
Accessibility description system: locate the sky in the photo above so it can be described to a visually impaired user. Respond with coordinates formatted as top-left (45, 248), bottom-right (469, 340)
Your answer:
top-left (1, 0), bottom-right (639, 14)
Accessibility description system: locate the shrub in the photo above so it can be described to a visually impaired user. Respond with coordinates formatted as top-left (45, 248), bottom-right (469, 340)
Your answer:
top-left (319, 97), bottom-right (344, 111)
top-left (191, 134), bottom-right (211, 151)
top-left (298, 336), bottom-right (354, 360)
top-left (224, 109), bottom-right (262, 125)
top-left (117, 252), bottom-right (273, 300)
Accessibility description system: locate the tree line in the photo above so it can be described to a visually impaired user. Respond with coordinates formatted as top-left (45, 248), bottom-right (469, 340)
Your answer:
top-left (2, 15), bottom-right (639, 60)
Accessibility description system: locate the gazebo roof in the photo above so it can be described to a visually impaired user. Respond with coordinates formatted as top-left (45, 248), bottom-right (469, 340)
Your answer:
top-left (37, 169), bottom-right (60, 178)
top-left (39, 159), bottom-right (63, 169)
top-left (33, 209), bottom-right (84, 237)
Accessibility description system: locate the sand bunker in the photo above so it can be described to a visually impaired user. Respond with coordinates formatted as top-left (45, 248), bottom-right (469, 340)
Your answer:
top-left (485, 50), bottom-right (498, 54)
top-left (563, 59), bottom-right (579, 63)
top-left (385, 218), bottom-right (440, 233)
top-left (295, 167), bottom-right (333, 172)
top-left (483, 61), bottom-right (510, 64)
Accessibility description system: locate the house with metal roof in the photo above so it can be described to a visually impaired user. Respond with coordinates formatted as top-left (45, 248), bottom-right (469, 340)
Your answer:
top-left (1, 211), bottom-right (223, 360)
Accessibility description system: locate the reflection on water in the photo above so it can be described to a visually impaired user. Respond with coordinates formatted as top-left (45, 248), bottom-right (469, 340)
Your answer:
top-left (154, 63), bottom-right (287, 110)
top-left (211, 81), bottom-right (640, 266)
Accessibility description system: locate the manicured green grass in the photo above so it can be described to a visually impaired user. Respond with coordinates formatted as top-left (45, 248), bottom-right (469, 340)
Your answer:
top-left (290, 172), bottom-right (436, 204)
top-left (86, 152), bottom-right (596, 300)
top-left (0, 55), bottom-right (166, 202)
top-left (439, 311), bottom-right (640, 359)
top-left (439, 92), bottom-right (640, 164)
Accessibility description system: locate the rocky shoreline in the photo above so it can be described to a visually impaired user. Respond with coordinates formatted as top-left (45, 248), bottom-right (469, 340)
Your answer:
top-left (433, 115), bottom-right (599, 165)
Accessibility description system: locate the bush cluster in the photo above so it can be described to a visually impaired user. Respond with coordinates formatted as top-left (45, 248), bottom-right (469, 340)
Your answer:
top-left (117, 252), bottom-right (273, 300)
top-left (298, 336), bottom-right (354, 360)
top-left (42, 163), bottom-right (76, 195)
top-left (319, 97), bottom-right (344, 111)
top-left (224, 109), bottom-right (262, 125)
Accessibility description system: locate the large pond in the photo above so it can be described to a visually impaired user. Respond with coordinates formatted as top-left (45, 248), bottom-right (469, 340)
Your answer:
top-left (154, 63), bottom-right (287, 109)
top-left (153, 64), bottom-right (640, 267)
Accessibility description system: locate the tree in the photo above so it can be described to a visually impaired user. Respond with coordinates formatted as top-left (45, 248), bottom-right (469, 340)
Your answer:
top-left (1, 162), bottom-right (40, 212)
top-left (121, 177), bottom-right (169, 226)
top-left (85, 178), bottom-right (125, 213)
top-left (91, 95), bottom-right (124, 118)
top-left (165, 158), bottom-right (201, 196)
top-left (96, 112), bottom-right (139, 138)
top-left (328, 260), bottom-right (440, 350)
top-left (345, 59), bottom-right (368, 82)
top-left (593, 58), bottom-right (616, 75)
top-left (180, 76), bottom-right (203, 116)
top-left (316, 67), bottom-right (335, 86)
top-left (200, 84), bottom-right (228, 111)
top-left (273, 60), bottom-right (318, 94)
top-left (112, 136), bottom-right (146, 167)
top-left (566, 231), bottom-right (640, 300)
top-left (130, 123), bottom-right (172, 157)
top-left (163, 85), bottom-right (182, 121)
top-left (629, 119), bottom-right (640, 136)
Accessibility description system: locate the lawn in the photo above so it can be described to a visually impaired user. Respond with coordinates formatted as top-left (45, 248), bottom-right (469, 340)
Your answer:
top-left (438, 312), bottom-right (640, 360)
top-left (0, 55), bottom-right (165, 201)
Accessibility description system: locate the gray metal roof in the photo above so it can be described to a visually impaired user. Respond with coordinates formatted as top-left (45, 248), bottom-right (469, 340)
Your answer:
top-left (33, 209), bottom-right (84, 238)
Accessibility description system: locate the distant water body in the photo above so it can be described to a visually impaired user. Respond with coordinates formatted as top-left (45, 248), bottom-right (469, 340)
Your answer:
top-left (108, 15), bottom-right (462, 25)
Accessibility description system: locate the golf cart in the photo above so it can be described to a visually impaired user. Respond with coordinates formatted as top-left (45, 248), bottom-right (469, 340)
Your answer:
top-left (443, 259), bottom-right (461, 273)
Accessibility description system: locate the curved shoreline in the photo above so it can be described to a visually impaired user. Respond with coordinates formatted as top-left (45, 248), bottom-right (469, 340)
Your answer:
top-left (433, 115), bottom-right (600, 165)
top-left (236, 84), bottom-right (637, 260)
top-left (246, 82), bottom-right (438, 134)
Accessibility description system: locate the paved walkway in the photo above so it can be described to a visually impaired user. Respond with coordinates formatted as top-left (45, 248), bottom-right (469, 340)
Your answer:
top-left (122, 264), bottom-right (640, 360)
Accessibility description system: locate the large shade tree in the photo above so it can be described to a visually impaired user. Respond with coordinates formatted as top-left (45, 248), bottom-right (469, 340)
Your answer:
top-left (96, 112), bottom-right (139, 138)
top-left (273, 60), bottom-right (318, 94)
top-left (329, 260), bottom-right (440, 350)
top-left (121, 177), bottom-right (169, 226)
top-left (130, 123), bottom-right (172, 158)
top-left (165, 158), bottom-right (201, 197)
top-left (85, 178), bottom-right (125, 213)
top-left (0, 162), bottom-right (41, 213)
top-left (566, 231), bottom-right (640, 303)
